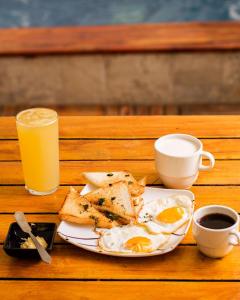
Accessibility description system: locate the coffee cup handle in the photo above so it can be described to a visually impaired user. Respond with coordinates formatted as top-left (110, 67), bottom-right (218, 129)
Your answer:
top-left (199, 151), bottom-right (215, 171)
top-left (229, 231), bottom-right (240, 246)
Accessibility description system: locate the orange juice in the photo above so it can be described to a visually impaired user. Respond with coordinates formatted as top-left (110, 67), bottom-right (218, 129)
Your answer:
top-left (16, 108), bottom-right (59, 195)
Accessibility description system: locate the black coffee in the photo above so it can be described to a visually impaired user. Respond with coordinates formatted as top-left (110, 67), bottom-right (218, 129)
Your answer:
top-left (198, 213), bottom-right (235, 229)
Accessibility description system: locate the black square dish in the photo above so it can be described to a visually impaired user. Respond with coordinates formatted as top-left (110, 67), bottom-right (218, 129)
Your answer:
top-left (3, 222), bottom-right (56, 258)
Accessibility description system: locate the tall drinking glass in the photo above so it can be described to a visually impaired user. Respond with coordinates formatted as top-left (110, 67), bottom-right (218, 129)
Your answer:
top-left (16, 108), bottom-right (59, 195)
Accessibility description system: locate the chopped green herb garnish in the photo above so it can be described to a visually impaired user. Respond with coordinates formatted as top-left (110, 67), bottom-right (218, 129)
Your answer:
top-left (143, 213), bottom-right (153, 222)
top-left (104, 211), bottom-right (119, 221)
top-left (107, 173), bottom-right (114, 176)
top-left (83, 204), bottom-right (89, 211)
top-left (125, 174), bottom-right (130, 177)
top-left (128, 181), bottom-right (133, 185)
top-left (111, 197), bottom-right (116, 201)
top-left (97, 198), bottom-right (105, 206)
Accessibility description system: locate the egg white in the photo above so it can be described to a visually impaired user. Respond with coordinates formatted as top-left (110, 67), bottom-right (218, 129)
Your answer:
top-left (138, 195), bottom-right (193, 234)
top-left (97, 225), bottom-right (169, 253)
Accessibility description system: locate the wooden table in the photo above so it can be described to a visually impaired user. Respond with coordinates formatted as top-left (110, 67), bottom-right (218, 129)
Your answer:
top-left (0, 115), bottom-right (240, 299)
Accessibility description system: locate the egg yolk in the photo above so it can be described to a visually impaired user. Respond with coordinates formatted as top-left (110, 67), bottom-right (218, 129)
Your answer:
top-left (156, 206), bottom-right (185, 223)
top-left (124, 236), bottom-right (152, 252)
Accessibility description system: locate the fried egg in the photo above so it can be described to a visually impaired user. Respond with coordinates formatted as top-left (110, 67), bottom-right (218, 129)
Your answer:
top-left (138, 194), bottom-right (193, 234)
top-left (97, 225), bottom-right (169, 253)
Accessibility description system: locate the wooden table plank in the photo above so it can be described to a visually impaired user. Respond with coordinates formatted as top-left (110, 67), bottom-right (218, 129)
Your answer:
top-left (0, 160), bottom-right (239, 185)
top-left (0, 215), bottom-right (233, 245)
top-left (1, 116), bottom-right (240, 139)
top-left (0, 214), bottom-right (62, 243)
top-left (1, 139), bottom-right (240, 161)
top-left (0, 245), bottom-right (239, 280)
top-left (0, 185), bottom-right (240, 245)
top-left (0, 215), bottom-right (226, 245)
top-left (0, 186), bottom-right (240, 213)
top-left (0, 214), bottom-right (194, 244)
top-left (1, 115), bottom-right (239, 296)
top-left (0, 186), bottom-right (69, 213)
top-left (0, 281), bottom-right (239, 300)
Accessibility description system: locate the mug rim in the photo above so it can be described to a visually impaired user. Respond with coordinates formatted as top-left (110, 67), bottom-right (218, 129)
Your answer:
top-left (154, 133), bottom-right (202, 159)
top-left (193, 204), bottom-right (239, 233)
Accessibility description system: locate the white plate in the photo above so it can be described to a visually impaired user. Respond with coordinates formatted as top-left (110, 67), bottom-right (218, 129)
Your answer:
top-left (57, 184), bottom-right (195, 257)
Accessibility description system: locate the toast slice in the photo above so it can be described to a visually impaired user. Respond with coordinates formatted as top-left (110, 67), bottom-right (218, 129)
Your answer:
top-left (138, 176), bottom-right (147, 187)
top-left (83, 172), bottom-right (145, 197)
top-left (83, 181), bottom-right (135, 220)
top-left (59, 187), bottom-right (117, 228)
top-left (132, 196), bottom-right (144, 217)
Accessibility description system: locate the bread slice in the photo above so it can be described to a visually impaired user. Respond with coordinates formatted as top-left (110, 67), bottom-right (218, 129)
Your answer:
top-left (59, 187), bottom-right (117, 229)
top-left (83, 172), bottom-right (145, 197)
top-left (132, 177), bottom-right (146, 216)
top-left (132, 196), bottom-right (144, 217)
top-left (83, 181), bottom-right (135, 220)
top-left (138, 176), bottom-right (147, 187)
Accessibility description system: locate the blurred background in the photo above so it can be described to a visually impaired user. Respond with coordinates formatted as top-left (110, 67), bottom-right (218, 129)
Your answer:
top-left (0, 0), bottom-right (240, 115)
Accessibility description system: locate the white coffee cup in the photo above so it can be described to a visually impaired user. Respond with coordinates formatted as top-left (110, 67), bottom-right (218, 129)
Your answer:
top-left (154, 134), bottom-right (215, 189)
top-left (192, 205), bottom-right (240, 258)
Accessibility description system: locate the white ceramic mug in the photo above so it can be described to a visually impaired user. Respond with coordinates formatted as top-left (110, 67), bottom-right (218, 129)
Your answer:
top-left (193, 205), bottom-right (240, 258)
top-left (154, 134), bottom-right (215, 189)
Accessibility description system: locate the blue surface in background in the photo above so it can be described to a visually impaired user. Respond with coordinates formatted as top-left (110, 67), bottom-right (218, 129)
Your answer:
top-left (0, 0), bottom-right (240, 28)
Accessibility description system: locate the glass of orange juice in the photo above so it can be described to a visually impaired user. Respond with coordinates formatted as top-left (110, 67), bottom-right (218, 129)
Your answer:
top-left (16, 108), bottom-right (59, 195)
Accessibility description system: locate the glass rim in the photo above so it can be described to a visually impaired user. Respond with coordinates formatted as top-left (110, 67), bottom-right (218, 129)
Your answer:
top-left (16, 108), bottom-right (58, 128)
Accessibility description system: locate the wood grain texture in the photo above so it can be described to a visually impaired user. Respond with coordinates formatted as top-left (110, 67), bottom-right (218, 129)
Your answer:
top-left (1, 116), bottom-right (240, 139)
top-left (0, 115), bottom-right (239, 294)
top-left (0, 186), bottom-right (77, 213)
top-left (0, 22), bottom-right (240, 55)
top-left (0, 245), bottom-right (239, 280)
top-left (0, 281), bottom-right (239, 300)
top-left (0, 160), bottom-right (239, 185)
top-left (1, 138), bottom-right (240, 160)
top-left (0, 186), bottom-right (240, 213)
